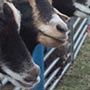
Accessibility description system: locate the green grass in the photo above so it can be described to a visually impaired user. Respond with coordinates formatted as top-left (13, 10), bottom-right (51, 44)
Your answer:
top-left (56, 37), bottom-right (90, 90)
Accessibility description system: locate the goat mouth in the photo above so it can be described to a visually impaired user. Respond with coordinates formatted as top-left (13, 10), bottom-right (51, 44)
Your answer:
top-left (56, 38), bottom-right (66, 43)
top-left (19, 76), bottom-right (40, 88)
top-left (38, 29), bottom-right (68, 43)
top-left (60, 34), bottom-right (69, 43)
top-left (55, 35), bottom-right (68, 43)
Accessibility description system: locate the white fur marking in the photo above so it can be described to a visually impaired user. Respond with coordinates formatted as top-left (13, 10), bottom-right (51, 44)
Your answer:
top-left (49, 14), bottom-right (68, 28)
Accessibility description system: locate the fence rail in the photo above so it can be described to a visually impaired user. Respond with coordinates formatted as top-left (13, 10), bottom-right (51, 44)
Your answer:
top-left (44, 17), bottom-right (87, 90)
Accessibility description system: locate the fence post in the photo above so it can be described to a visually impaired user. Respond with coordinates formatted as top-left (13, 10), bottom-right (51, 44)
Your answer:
top-left (32, 44), bottom-right (44, 90)
top-left (71, 24), bottom-right (74, 62)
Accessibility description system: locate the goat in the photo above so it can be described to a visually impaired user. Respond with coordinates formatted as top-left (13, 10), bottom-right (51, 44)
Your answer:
top-left (52, 0), bottom-right (90, 17)
top-left (11, 0), bottom-right (68, 54)
top-left (0, 1), bottom-right (40, 89)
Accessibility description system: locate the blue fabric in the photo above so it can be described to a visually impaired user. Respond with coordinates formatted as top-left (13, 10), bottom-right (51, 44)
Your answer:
top-left (32, 44), bottom-right (44, 90)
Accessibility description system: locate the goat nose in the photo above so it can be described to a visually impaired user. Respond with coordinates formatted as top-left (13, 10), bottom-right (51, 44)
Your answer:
top-left (24, 65), bottom-right (40, 82)
top-left (56, 24), bottom-right (67, 33)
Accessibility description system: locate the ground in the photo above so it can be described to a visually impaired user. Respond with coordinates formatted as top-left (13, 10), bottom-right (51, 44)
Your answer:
top-left (56, 36), bottom-right (90, 90)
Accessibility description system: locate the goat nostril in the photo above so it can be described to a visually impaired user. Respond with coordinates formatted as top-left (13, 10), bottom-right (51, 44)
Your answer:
top-left (24, 77), bottom-right (33, 82)
top-left (56, 24), bottom-right (67, 33)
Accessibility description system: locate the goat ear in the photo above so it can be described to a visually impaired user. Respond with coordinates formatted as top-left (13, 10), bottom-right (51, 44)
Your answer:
top-left (53, 8), bottom-right (69, 21)
top-left (3, 3), bottom-right (13, 17)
